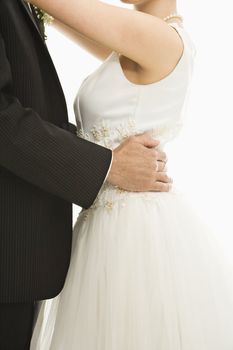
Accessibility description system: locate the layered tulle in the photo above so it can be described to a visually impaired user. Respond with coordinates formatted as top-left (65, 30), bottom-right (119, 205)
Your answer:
top-left (31, 190), bottom-right (233, 350)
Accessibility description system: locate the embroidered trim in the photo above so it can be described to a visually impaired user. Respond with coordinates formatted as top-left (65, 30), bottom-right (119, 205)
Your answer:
top-left (76, 117), bottom-right (182, 217)
top-left (76, 117), bottom-right (182, 150)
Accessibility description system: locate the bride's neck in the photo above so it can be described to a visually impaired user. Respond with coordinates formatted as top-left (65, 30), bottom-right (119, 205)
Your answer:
top-left (135, 0), bottom-right (177, 20)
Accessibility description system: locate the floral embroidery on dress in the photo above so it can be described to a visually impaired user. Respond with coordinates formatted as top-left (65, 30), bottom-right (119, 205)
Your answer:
top-left (77, 117), bottom-right (182, 216)
top-left (76, 118), bottom-right (140, 149)
top-left (79, 181), bottom-right (178, 221)
top-left (76, 117), bottom-right (182, 150)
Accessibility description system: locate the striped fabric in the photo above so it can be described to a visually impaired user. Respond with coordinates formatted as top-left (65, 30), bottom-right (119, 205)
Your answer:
top-left (0, 0), bottom-right (112, 303)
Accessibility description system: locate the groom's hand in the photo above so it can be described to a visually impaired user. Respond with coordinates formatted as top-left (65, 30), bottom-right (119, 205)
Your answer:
top-left (107, 133), bottom-right (172, 192)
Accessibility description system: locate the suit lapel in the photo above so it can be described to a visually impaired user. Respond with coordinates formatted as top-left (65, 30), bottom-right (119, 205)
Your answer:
top-left (19, 0), bottom-right (45, 41)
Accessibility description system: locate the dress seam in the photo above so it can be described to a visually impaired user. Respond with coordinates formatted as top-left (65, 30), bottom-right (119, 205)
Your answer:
top-left (130, 85), bottom-right (142, 122)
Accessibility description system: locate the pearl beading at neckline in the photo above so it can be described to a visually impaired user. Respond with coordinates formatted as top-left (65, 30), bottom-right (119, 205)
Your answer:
top-left (163, 13), bottom-right (183, 23)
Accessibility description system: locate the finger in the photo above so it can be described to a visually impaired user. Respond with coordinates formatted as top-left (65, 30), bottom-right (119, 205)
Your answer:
top-left (134, 133), bottom-right (160, 149)
top-left (151, 182), bottom-right (172, 192)
top-left (156, 151), bottom-right (168, 162)
top-left (154, 182), bottom-right (170, 192)
top-left (156, 172), bottom-right (172, 183)
top-left (157, 160), bottom-right (167, 172)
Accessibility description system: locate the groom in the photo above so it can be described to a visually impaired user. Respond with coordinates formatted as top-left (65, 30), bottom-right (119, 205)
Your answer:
top-left (0, 1), bottom-right (170, 349)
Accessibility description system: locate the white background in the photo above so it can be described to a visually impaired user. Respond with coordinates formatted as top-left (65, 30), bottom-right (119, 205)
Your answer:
top-left (46, 0), bottom-right (233, 258)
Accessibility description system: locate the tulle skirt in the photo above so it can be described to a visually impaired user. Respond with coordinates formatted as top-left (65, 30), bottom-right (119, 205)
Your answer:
top-left (31, 188), bottom-right (233, 350)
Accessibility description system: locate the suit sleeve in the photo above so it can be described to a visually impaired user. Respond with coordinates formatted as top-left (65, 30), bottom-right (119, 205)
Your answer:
top-left (0, 33), bottom-right (112, 209)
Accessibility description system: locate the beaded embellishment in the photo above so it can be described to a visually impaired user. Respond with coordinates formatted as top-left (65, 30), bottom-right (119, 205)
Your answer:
top-left (76, 117), bottom-right (182, 217)
top-left (76, 117), bottom-right (182, 150)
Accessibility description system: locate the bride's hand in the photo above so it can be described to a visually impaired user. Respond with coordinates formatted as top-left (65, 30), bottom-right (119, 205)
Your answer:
top-left (107, 133), bottom-right (172, 192)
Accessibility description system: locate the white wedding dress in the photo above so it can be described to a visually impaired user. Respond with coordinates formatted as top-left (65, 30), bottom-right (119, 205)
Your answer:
top-left (31, 23), bottom-right (233, 349)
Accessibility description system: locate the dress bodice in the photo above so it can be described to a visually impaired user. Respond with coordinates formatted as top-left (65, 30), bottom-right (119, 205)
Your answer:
top-left (73, 23), bottom-right (196, 212)
top-left (74, 23), bottom-right (196, 151)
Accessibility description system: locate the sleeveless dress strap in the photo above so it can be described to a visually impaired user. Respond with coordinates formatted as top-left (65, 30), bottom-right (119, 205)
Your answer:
top-left (168, 22), bottom-right (197, 59)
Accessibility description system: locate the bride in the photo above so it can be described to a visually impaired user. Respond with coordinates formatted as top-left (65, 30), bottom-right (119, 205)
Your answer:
top-left (30, 0), bottom-right (233, 349)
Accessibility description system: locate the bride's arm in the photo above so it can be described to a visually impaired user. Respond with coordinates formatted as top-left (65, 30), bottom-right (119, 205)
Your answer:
top-left (29, 0), bottom-right (183, 71)
top-left (53, 19), bottom-right (112, 61)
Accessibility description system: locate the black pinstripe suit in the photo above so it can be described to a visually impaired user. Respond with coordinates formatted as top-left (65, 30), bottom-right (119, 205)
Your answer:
top-left (0, 1), bottom-right (112, 347)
